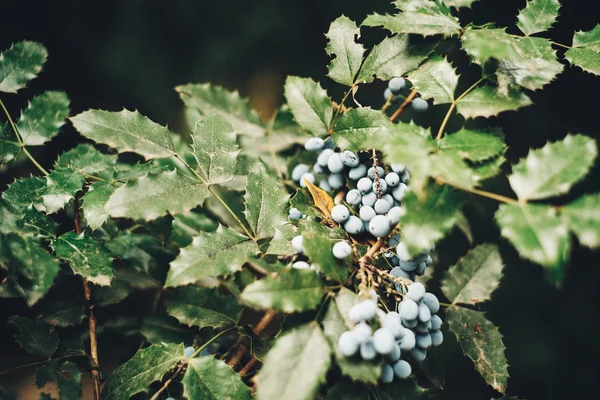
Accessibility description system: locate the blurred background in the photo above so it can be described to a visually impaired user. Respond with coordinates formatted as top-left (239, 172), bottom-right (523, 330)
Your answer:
top-left (1, 0), bottom-right (599, 399)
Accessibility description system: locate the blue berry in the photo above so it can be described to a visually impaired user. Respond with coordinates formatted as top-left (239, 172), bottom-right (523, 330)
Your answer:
top-left (291, 164), bottom-right (309, 181)
top-left (327, 152), bottom-right (344, 173)
top-left (385, 172), bottom-right (400, 187)
top-left (393, 360), bottom-right (412, 379)
top-left (360, 337), bottom-right (377, 360)
top-left (338, 331), bottom-right (360, 356)
top-left (416, 320), bottom-right (432, 334)
top-left (423, 293), bottom-right (440, 313)
top-left (402, 317), bottom-right (418, 329)
top-left (341, 150), bottom-right (359, 167)
top-left (367, 166), bottom-right (385, 179)
top-left (299, 173), bottom-right (315, 188)
top-left (431, 315), bottom-right (443, 331)
top-left (416, 333), bottom-right (432, 349)
top-left (324, 137), bottom-right (336, 149)
top-left (410, 346), bottom-right (427, 361)
top-left (352, 322), bottom-right (373, 343)
top-left (373, 328), bottom-right (395, 354)
top-left (344, 215), bottom-right (364, 235)
top-left (369, 215), bottom-right (391, 238)
top-left (399, 299), bottom-right (418, 320)
top-left (412, 97), bottom-right (429, 112)
top-left (316, 149), bottom-right (333, 167)
top-left (407, 282), bottom-right (425, 302)
top-left (357, 177), bottom-right (373, 194)
top-left (415, 262), bottom-right (427, 276)
top-left (387, 343), bottom-right (401, 362)
top-left (313, 163), bottom-right (325, 174)
top-left (328, 173), bottom-right (345, 190)
top-left (348, 164), bottom-right (367, 180)
top-left (373, 179), bottom-right (388, 193)
top-left (292, 261), bottom-right (310, 269)
top-left (384, 88), bottom-right (394, 101)
top-left (399, 329), bottom-right (416, 351)
top-left (362, 191), bottom-right (377, 207)
top-left (305, 137), bottom-right (324, 152)
top-left (291, 235), bottom-right (303, 253)
top-left (289, 207), bottom-right (303, 220)
top-left (391, 164), bottom-right (405, 174)
top-left (431, 330), bottom-right (444, 346)
top-left (184, 346), bottom-right (195, 358)
top-left (359, 205), bottom-right (376, 222)
top-left (331, 204), bottom-right (350, 223)
top-left (346, 189), bottom-right (362, 206)
top-left (374, 199), bottom-right (392, 215)
top-left (319, 180), bottom-right (333, 191)
top-left (388, 77), bottom-right (406, 94)
top-left (332, 241), bottom-right (353, 259)
top-left (392, 182), bottom-right (408, 201)
top-left (400, 260), bottom-right (416, 272)
top-left (387, 206), bottom-right (404, 225)
top-left (391, 266), bottom-right (411, 279)
top-left (396, 242), bottom-right (411, 261)
top-left (381, 364), bottom-right (394, 383)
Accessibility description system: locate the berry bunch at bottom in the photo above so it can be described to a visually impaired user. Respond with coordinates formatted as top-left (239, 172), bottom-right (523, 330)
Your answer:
top-left (385, 234), bottom-right (434, 283)
top-left (383, 77), bottom-right (429, 112)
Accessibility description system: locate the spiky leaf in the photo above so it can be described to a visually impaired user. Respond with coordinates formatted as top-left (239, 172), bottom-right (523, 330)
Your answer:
top-left (407, 56), bottom-right (458, 104)
top-left (456, 86), bottom-right (532, 119)
top-left (441, 244), bottom-right (504, 305)
top-left (332, 108), bottom-right (389, 152)
top-left (565, 25), bottom-right (600, 75)
top-left (100, 342), bottom-right (183, 400)
top-left (51, 232), bottom-right (114, 286)
top-left (561, 193), bottom-right (600, 248)
top-left (106, 231), bottom-right (173, 275)
top-left (440, 129), bottom-right (505, 162)
top-left (2, 175), bottom-right (46, 211)
top-left (516, 0), bottom-right (560, 36)
top-left (36, 362), bottom-right (82, 400)
top-left (445, 0), bottom-right (480, 8)
top-left (54, 144), bottom-right (117, 174)
top-left (70, 109), bottom-right (175, 160)
top-left (41, 299), bottom-right (85, 328)
top-left (240, 268), bottom-right (325, 313)
top-left (17, 91), bottom-right (70, 146)
top-left (0, 41), bottom-right (47, 93)
top-left (41, 169), bottom-right (86, 214)
top-left (284, 76), bottom-right (333, 136)
top-left (508, 134), bottom-right (597, 200)
top-left (325, 16), bottom-right (365, 86)
top-left (165, 226), bottom-right (258, 287)
top-left (182, 357), bottom-right (252, 400)
top-left (446, 306), bottom-right (508, 393)
top-left (303, 233), bottom-right (349, 282)
top-left (165, 286), bottom-right (241, 330)
top-left (171, 212), bottom-right (218, 247)
top-left (0, 124), bottom-right (20, 164)
top-left (256, 323), bottom-right (331, 400)
top-left (7, 316), bottom-right (58, 357)
top-left (81, 182), bottom-right (115, 230)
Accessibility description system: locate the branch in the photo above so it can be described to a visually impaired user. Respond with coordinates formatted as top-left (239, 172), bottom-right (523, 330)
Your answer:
top-left (228, 309), bottom-right (278, 369)
top-left (149, 361), bottom-right (187, 400)
top-left (389, 90), bottom-right (418, 122)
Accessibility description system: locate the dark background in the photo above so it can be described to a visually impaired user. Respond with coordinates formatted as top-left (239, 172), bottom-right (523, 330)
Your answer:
top-left (1, 0), bottom-right (599, 399)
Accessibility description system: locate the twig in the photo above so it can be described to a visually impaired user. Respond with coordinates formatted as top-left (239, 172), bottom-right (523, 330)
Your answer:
top-left (330, 88), bottom-right (353, 131)
top-left (228, 309), bottom-right (278, 369)
top-left (436, 77), bottom-right (484, 140)
top-left (389, 91), bottom-right (418, 122)
top-left (149, 361), bottom-right (186, 400)
top-left (0, 353), bottom-right (86, 376)
top-left (239, 357), bottom-right (259, 377)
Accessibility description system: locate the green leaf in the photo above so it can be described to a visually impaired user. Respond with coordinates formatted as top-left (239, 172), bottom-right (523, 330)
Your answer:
top-left (243, 162), bottom-right (289, 239)
top-left (322, 288), bottom-right (381, 383)
top-left (0, 41), bottom-right (47, 93)
top-left (284, 76), bottom-right (333, 136)
top-left (190, 112), bottom-right (239, 185)
top-left (401, 183), bottom-right (464, 255)
top-left (441, 244), bottom-right (504, 305)
top-left (325, 16), bottom-right (365, 86)
top-left (303, 233), bottom-right (349, 282)
top-left (376, 379), bottom-right (430, 400)
top-left (456, 86), bottom-right (532, 119)
top-left (561, 193), bottom-right (600, 248)
top-left (54, 144), bottom-right (117, 174)
top-left (101, 342), bottom-right (183, 400)
top-left (70, 109), bottom-right (175, 160)
top-left (0, 123), bottom-right (20, 164)
top-left (41, 169), bottom-right (86, 214)
top-left (240, 268), bottom-right (325, 313)
top-left (257, 323), bottom-right (331, 400)
top-left (407, 56), bottom-right (458, 104)
top-left (104, 169), bottom-right (209, 221)
top-left (81, 182), bottom-right (115, 230)
top-left (265, 227), bottom-right (297, 256)
top-left (357, 34), bottom-right (433, 83)
top-left (362, 1), bottom-right (461, 37)
top-left (51, 232), bottom-right (114, 286)
top-left (332, 108), bottom-right (390, 152)
top-left (41, 299), bottom-right (85, 328)
top-left (440, 129), bottom-right (505, 162)
top-left (106, 231), bottom-right (174, 274)
top-left (428, 151), bottom-right (477, 191)
top-left (508, 134), bottom-right (597, 200)
top-left (565, 25), bottom-right (600, 75)
top-left (444, 0), bottom-right (480, 8)
top-left (165, 286), bottom-right (241, 330)
top-left (165, 225), bottom-right (258, 287)
top-left (446, 306), bottom-right (508, 393)
top-left (36, 361), bottom-right (82, 400)
top-left (182, 356), bottom-right (252, 400)
top-left (0, 233), bottom-right (60, 306)
top-left (472, 156), bottom-right (506, 182)
top-left (171, 211), bottom-right (218, 247)
top-left (17, 91), bottom-right (70, 146)
top-left (496, 203), bottom-right (569, 281)
top-left (2, 175), bottom-right (46, 211)
top-left (176, 83), bottom-right (266, 137)
top-left (326, 380), bottom-right (369, 400)
top-left (517, 0), bottom-right (560, 36)
top-left (93, 268), bottom-right (160, 307)
top-left (8, 316), bottom-right (58, 357)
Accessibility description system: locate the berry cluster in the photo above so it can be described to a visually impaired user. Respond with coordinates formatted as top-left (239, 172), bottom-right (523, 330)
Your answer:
top-left (386, 234), bottom-right (434, 283)
top-left (337, 284), bottom-right (443, 384)
top-left (383, 77), bottom-right (429, 112)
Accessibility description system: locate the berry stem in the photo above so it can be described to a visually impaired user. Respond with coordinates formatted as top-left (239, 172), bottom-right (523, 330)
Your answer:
top-left (330, 88), bottom-right (353, 130)
top-left (436, 77), bottom-right (484, 140)
top-left (149, 361), bottom-right (187, 400)
top-left (389, 90), bottom-right (418, 122)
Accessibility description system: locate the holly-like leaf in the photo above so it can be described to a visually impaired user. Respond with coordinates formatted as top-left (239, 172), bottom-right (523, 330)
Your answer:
top-left (101, 342), bottom-right (183, 400)
top-left (8, 316), bottom-right (58, 357)
top-left (0, 41), bottom-right (47, 93)
top-left (165, 225), bottom-right (258, 287)
top-left (104, 169), bottom-right (209, 221)
top-left (303, 233), bottom-right (349, 282)
top-left (284, 76), bottom-right (333, 136)
top-left (456, 86), bottom-right (532, 119)
top-left (472, 156), bottom-right (506, 182)
top-left (362, 1), bottom-right (461, 37)
top-left (561, 193), bottom-right (600, 248)
top-left (516, 0), bottom-right (561, 36)
top-left (440, 129), bottom-right (505, 162)
top-left (496, 203), bottom-right (569, 282)
top-left (93, 268), bottom-right (160, 307)
top-left (17, 91), bottom-right (70, 146)
top-left (508, 134), bottom-right (597, 201)
top-left (256, 323), bottom-right (331, 400)
top-left (36, 361), bottom-right (82, 399)
top-left (0, 123), bottom-right (20, 164)
top-left (446, 306), bottom-right (508, 393)
top-left (444, 0), bottom-right (480, 8)
top-left (325, 16), bottom-right (365, 86)
top-left (304, 178), bottom-right (335, 218)
top-left (240, 268), bottom-right (325, 313)
top-left (54, 144), bottom-right (117, 175)
top-left (2, 175), bottom-right (46, 211)
top-left (41, 299), bottom-right (85, 328)
top-left (408, 56), bottom-right (458, 104)
top-left (182, 356), bottom-right (252, 400)
top-left (357, 34), bottom-right (433, 83)
top-left (565, 25), bottom-right (600, 75)
top-left (70, 109), bottom-right (175, 160)
top-left (51, 231), bottom-right (114, 286)
top-left (244, 162), bottom-right (289, 239)
top-left (41, 169), bottom-right (86, 214)
top-left (106, 231), bottom-right (173, 275)
top-left (171, 212), bottom-right (218, 247)
top-left (322, 289), bottom-right (381, 383)
top-left (376, 379), bottom-right (430, 400)
top-left (190, 112), bottom-right (239, 185)
top-left (165, 286), bottom-right (241, 330)
top-left (401, 183), bottom-right (464, 255)
top-left (81, 182), bottom-right (115, 230)
top-left (332, 108), bottom-right (390, 152)
top-left (441, 244), bottom-right (504, 305)
top-left (176, 83), bottom-right (266, 137)
top-left (326, 380), bottom-right (370, 400)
